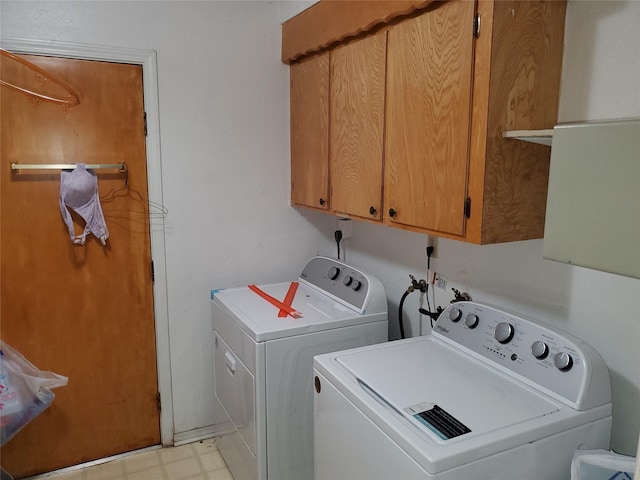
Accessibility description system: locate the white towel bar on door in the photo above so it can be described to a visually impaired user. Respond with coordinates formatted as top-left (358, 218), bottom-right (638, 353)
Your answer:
top-left (11, 163), bottom-right (126, 173)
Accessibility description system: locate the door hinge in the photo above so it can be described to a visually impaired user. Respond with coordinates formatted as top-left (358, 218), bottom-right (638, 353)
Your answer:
top-left (151, 259), bottom-right (155, 282)
top-left (473, 14), bottom-right (481, 38)
top-left (143, 112), bottom-right (148, 136)
top-left (156, 392), bottom-right (162, 412)
top-left (464, 197), bottom-right (472, 219)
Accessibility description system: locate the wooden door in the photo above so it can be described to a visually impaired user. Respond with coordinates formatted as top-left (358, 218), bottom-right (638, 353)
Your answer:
top-left (384, 0), bottom-right (475, 235)
top-left (330, 32), bottom-right (387, 221)
top-left (290, 52), bottom-right (330, 210)
top-left (0, 54), bottom-right (160, 477)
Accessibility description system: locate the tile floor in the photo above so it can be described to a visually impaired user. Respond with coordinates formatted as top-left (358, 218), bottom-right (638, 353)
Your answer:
top-left (38, 438), bottom-right (233, 480)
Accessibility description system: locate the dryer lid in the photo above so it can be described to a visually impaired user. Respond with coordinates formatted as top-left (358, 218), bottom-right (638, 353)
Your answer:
top-left (213, 282), bottom-right (386, 342)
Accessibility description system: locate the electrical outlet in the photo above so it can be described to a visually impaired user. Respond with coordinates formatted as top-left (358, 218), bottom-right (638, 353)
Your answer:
top-left (337, 217), bottom-right (352, 240)
top-left (434, 272), bottom-right (447, 290)
top-left (427, 235), bottom-right (438, 258)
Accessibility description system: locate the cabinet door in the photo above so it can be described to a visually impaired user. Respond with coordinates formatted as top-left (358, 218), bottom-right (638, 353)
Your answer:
top-left (290, 52), bottom-right (330, 210)
top-left (385, 0), bottom-right (475, 235)
top-left (330, 32), bottom-right (387, 220)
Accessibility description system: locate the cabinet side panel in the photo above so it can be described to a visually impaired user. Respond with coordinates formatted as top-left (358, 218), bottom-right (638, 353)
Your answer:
top-left (481, 0), bottom-right (567, 243)
top-left (290, 53), bottom-right (330, 210)
top-left (330, 32), bottom-right (387, 220)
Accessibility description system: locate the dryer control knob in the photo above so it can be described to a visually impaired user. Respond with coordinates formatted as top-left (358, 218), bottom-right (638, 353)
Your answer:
top-left (343, 275), bottom-right (353, 286)
top-left (328, 267), bottom-right (340, 280)
top-left (351, 280), bottom-right (362, 291)
top-left (553, 352), bottom-right (573, 371)
top-left (465, 313), bottom-right (479, 329)
top-left (531, 341), bottom-right (549, 359)
top-left (494, 322), bottom-right (514, 344)
top-left (449, 307), bottom-right (462, 322)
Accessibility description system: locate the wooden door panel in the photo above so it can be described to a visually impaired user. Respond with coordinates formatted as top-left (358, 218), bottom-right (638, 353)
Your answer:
top-left (290, 52), bottom-right (330, 210)
top-left (330, 32), bottom-right (386, 220)
top-left (1, 55), bottom-right (159, 477)
top-left (385, 0), bottom-right (475, 235)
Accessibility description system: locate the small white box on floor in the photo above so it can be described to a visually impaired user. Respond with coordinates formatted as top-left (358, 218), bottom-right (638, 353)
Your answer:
top-left (571, 450), bottom-right (636, 480)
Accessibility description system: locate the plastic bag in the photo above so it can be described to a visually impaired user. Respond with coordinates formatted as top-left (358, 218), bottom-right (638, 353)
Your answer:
top-left (0, 340), bottom-right (68, 446)
top-left (571, 449), bottom-right (636, 480)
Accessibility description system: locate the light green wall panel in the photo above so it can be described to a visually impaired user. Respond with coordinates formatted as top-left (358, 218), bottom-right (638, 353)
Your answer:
top-left (543, 119), bottom-right (640, 278)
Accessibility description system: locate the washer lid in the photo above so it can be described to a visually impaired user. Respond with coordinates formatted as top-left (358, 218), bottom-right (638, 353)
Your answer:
top-left (335, 337), bottom-right (559, 443)
top-left (213, 282), bottom-right (386, 342)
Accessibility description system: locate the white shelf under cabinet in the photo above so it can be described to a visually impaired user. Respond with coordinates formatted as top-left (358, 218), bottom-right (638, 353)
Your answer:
top-left (503, 129), bottom-right (554, 146)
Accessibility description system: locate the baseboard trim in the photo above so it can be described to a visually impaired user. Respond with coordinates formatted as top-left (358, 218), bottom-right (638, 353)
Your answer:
top-left (173, 425), bottom-right (218, 446)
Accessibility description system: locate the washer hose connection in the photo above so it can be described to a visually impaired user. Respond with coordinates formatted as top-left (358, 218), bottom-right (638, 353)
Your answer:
top-left (398, 275), bottom-right (427, 339)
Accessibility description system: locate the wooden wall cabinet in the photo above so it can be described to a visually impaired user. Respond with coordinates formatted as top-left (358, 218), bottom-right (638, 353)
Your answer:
top-left (330, 31), bottom-right (387, 221)
top-left (384, 0), bottom-right (475, 236)
top-left (286, 0), bottom-right (567, 244)
top-left (290, 52), bottom-right (330, 210)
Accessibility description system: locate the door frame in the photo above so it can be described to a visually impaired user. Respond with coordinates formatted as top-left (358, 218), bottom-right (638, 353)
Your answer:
top-left (1, 37), bottom-right (173, 446)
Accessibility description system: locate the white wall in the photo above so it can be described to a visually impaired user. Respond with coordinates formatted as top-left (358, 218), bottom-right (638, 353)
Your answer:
top-left (0, 0), bottom-right (335, 440)
top-left (2, 0), bottom-right (638, 458)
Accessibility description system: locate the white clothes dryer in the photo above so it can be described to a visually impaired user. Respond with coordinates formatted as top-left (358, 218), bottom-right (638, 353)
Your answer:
top-left (211, 256), bottom-right (388, 480)
top-left (314, 301), bottom-right (612, 480)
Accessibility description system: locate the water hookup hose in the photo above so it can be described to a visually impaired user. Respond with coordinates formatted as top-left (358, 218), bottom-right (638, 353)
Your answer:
top-left (398, 275), bottom-right (426, 339)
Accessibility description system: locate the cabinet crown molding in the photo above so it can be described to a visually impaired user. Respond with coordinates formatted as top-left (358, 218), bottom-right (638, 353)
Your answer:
top-left (282, 0), bottom-right (438, 64)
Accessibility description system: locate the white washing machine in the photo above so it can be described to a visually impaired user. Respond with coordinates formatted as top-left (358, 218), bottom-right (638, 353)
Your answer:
top-left (211, 256), bottom-right (388, 480)
top-left (314, 301), bottom-right (612, 480)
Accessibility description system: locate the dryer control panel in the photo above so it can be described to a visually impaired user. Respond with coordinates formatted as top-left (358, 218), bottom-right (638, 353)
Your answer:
top-left (298, 256), bottom-right (386, 315)
top-left (432, 302), bottom-right (610, 411)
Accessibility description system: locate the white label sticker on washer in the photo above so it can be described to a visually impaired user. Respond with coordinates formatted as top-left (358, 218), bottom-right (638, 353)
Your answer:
top-left (405, 403), bottom-right (471, 440)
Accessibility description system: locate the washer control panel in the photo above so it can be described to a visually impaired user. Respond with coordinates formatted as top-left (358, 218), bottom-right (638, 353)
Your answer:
top-left (299, 256), bottom-right (373, 313)
top-left (433, 302), bottom-right (598, 408)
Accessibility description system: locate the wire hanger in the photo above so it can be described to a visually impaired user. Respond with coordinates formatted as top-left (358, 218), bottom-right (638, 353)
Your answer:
top-left (99, 167), bottom-right (168, 220)
top-left (0, 49), bottom-right (80, 108)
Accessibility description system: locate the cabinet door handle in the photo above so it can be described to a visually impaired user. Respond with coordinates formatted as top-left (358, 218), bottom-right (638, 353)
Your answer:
top-left (388, 208), bottom-right (397, 218)
top-left (319, 198), bottom-right (326, 206)
top-left (369, 206), bottom-right (377, 216)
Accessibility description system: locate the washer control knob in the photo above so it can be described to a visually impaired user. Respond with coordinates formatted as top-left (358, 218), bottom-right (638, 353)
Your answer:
top-left (553, 352), bottom-right (574, 371)
top-left (351, 280), bottom-right (362, 291)
top-left (328, 267), bottom-right (340, 280)
top-left (343, 275), bottom-right (353, 286)
top-left (449, 307), bottom-right (462, 322)
top-left (494, 322), bottom-right (515, 344)
top-left (531, 341), bottom-right (549, 359)
top-left (465, 313), bottom-right (479, 329)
